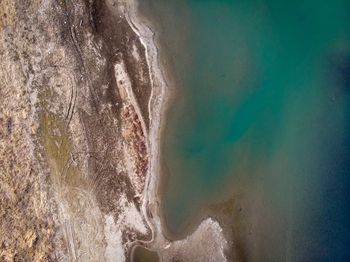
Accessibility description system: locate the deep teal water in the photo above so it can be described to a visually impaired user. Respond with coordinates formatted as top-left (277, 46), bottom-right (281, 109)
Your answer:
top-left (139, 0), bottom-right (350, 260)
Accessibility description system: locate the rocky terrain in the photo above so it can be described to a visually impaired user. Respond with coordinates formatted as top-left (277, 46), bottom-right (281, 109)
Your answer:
top-left (0, 0), bottom-right (154, 260)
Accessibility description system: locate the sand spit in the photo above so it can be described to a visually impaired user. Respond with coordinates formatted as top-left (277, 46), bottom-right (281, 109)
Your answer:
top-left (159, 218), bottom-right (228, 262)
top-left (121, 0), bottom-right (166, 243)
top-left (123, 0), bottom-right (229, 261)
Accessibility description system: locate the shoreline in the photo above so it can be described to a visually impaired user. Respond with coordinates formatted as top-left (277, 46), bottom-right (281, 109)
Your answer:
top-left (124, 0), bottom-right (208, 243)
top-left (123, 0), bottom-right (170, 248)
top-left (124, 1), bottom-right (229, 261)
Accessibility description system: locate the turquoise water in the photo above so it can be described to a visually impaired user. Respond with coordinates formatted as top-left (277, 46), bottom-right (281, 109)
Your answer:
top-left (139, 0), bottom-right (350, 260)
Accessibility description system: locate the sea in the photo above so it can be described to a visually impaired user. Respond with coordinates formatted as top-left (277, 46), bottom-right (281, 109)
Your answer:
top-left (138, 0), bottom-right (350, 260)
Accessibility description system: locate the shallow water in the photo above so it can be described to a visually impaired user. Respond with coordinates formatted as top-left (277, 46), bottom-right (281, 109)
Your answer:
top-left (139, 0), bottom-right (350, 260)
top-left (132, 246), bottom-right (159, 262)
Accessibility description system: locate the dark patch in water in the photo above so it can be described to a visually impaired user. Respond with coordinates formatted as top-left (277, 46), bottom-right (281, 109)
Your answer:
top-left (330, 53), bottom-right (350, 92)
top-left (314, 117), bottom-right (350, 261)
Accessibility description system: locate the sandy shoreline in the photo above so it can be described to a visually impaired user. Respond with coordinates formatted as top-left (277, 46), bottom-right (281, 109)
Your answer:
top-left (124, 0), bottom-right (169, 246)
top-left (124, 1), bottom-right (229, 261)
